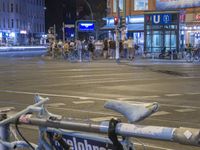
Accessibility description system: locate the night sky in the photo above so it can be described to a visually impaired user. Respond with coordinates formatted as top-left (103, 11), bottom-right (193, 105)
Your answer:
top-left (45, 0), bottom-right (107, 38)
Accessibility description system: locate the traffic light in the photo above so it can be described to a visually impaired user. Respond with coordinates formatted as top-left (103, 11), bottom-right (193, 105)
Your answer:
top-left (120, 16), bottom-right (126, 28)
top-left (114, 17), bottom-right (119, 25)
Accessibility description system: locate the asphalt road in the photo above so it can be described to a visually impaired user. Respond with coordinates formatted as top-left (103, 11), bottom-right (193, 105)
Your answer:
top-left (0, 57), bottom-right (200, 150)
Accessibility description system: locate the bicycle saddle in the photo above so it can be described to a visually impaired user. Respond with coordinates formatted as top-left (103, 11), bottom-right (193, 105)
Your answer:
top-left (104, 101), bottom-right (159, 123)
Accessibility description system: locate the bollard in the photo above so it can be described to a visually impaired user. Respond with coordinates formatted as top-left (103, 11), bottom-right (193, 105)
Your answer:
top-left (0, 114), bottom-right (9, 150)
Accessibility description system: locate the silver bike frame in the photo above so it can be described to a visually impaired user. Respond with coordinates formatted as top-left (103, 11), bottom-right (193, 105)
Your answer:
top-left (0, 95), bottom-right (200, 150)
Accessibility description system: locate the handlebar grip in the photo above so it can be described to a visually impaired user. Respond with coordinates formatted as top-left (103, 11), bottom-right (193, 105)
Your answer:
top-left (173, 127), bottom-right (200, 146)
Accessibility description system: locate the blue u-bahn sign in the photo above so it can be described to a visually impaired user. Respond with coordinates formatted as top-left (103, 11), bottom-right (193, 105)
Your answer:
top-left (146, 14), bottom-right (172, 25)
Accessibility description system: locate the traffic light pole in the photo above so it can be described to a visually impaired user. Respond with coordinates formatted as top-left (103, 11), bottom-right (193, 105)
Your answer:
top-left (115, 0), bottom-right (120, 63)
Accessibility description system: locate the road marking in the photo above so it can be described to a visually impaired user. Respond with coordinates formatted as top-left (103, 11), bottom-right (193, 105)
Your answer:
top-left (134, 143), bottom-right (175, 150)
top-left (152, 111), bottom-right (171, 116)
top-left (73, 101), bottom-right (94, 104)
top-left (118, 95), bottom-right (160, 100)
top-left (67, 73), bottom-right (136, 78)
top-left (175, 109), bottom-right (196, 113)
top-left (186, 92), bottom-right (200, 95)
top-left (90, 116), bottom-right (115, 122)
top-left (165, 94), bottom-right (182, 97)
top-left (47, 103), bottom-right (66, 107)
top-left (1, 90), bottom-right (200, 110)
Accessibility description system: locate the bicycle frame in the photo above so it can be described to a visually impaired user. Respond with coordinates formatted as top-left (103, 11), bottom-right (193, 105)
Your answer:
top-left (0, 95), bottom-right (200, 150)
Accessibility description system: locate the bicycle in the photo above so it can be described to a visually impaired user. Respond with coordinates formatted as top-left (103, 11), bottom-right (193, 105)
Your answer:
top-left (184, 48), bottom-right (200, 63)
top-left (0, 95), bottom-right (200, 150)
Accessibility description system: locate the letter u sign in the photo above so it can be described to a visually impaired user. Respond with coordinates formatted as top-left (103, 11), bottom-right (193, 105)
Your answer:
top-left (153, 15), bottom-right (161, 24)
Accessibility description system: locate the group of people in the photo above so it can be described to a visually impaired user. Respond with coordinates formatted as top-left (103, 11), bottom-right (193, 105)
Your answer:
top-left (102, 37), bottom-right (138, 60)
top-left (47, 37), bottom-right (139, 61)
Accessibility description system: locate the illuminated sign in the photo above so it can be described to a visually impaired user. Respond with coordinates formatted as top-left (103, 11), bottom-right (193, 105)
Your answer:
top-left (20, 30), bottom-right (27, 34)
top-left (129, 16), bottom-right (144, 23)
top-left (78, 23), bottom-right (95, 31)
top-left (156, 0), bottom-right (200, 10)
top-left (146, 14), bottom-right (172, 25)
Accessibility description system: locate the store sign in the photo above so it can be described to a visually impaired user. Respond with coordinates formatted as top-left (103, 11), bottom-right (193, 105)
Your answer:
top-left (156, 0), bottom-right (200, 10)
top-left (129, 16), bottom-right (144, 23)
top-left (146, 14), bottom-right (172, 25)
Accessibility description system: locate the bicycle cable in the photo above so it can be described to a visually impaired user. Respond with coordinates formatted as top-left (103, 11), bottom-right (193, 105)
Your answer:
top-left (15, 117), bottom-right (35, 150)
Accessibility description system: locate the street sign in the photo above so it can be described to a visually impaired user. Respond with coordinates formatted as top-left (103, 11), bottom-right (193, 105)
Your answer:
top-left (78, 23), bottom-right (95, 31)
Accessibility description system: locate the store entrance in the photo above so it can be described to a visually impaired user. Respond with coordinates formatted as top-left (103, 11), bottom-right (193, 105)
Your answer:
top-left (144, 12), bottom-right (180, 58)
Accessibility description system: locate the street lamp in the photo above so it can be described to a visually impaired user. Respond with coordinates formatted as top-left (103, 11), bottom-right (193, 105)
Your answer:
top-left (83, 0), bottom-right (94, 20)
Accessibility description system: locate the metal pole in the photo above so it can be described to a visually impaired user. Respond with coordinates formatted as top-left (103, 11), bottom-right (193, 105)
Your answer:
top-left (84, 0), bottom-right (94, 20)
top-left (62, 22), bottom-right (65, 42)
top-left (115, 0), bottom-right (120, 63)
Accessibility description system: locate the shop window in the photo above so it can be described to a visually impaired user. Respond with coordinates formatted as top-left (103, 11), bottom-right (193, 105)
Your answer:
top-left (113, 0), bottom-right (124, 12)
top-left (134, 0), bottom-right (148, 10)
top-left (11, 3), bottom-right (14, 12)
top-left (11, 19), bottom-right (14, 28)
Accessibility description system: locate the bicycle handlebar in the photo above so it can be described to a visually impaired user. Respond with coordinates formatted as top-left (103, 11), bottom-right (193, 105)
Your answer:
top-left (0, 95), bottom-right (49, 126)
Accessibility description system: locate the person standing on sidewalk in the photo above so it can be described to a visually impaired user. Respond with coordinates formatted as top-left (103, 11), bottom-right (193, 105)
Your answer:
top-left (127, 37), bottom-right (135, 60)
top-left (103, 38), bottom-right (109, 59)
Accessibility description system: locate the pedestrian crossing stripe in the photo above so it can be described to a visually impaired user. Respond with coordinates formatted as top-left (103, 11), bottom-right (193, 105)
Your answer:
top-left (152, 111), bottom-right (171, 116)
top-left (175, 109), bottom-right (196, 113)
top-left (73, 101), bottom-right (95, 104)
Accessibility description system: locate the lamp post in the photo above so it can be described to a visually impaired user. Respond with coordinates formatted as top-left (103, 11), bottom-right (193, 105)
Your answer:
top-left (31, 15), bottom-right (35, 45)
top-left (115, 0), bottom-right (120, 63)
top-left (83, 0), bottom-right (94, 20)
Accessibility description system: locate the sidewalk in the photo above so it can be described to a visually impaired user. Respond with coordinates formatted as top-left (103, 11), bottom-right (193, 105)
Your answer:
top-left (91, 57), bottom-right (199, 65)
top-left (0, 46), bottom-right (47, 57)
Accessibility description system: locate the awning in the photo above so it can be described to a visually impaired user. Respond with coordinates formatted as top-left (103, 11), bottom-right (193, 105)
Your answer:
top-left (101, 24), bottom-right (144, 31)
top-left (127, 24), bottom-right (144, 31)
top-left (100, 25), bottom-right (115, 30)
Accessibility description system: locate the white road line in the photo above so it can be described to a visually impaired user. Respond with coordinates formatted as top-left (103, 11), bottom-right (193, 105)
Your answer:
top-left (1, 90), bottom-right (200, 110)
top-left (47, 103), bottom-right (66, 107)
top-left (186, 92), bottom-right (200, 95)
top-left (73, 101), bottom-right (94, 104)
top-left (165, 94), bottom-right (182, 97)
top-left (152, 111), bottom-right (171, 116)
top-left (67, 73), bottom-right (136, 78)
top-left (175, 109), bottom-right (196, 113)
top-left (134, 143), bottom-right (175, 150)
top-left (118, 95), bottom-right (160, 100)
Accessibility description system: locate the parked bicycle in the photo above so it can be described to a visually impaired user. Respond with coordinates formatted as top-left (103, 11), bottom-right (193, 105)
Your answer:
top-left (0, 95), bottom-right (200, 150)
top-left (184, 48), bottom-right (200, 63)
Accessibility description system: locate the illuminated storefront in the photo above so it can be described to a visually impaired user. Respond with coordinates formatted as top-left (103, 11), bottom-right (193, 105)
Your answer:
top-left (156, 0), bottom-right (200, 48)
top-left (144, 11), bottom-right (180, 55)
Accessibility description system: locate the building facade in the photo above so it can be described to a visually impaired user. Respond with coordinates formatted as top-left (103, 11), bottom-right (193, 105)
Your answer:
top-left (0, 0), bottom-right (45, 46)
top-left (104, 0), bottom-right (200, 56)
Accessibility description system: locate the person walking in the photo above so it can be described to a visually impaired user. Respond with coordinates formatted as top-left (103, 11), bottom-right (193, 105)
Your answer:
top-left (127, 37), bottom-right (135, 60)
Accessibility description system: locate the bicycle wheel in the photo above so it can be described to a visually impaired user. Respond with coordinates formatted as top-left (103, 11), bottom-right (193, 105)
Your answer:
top-left (193, 55), bottom-right (200, 63)
top-left (185, 53), bottom-right (192, 62)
